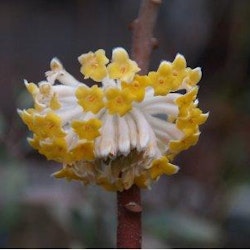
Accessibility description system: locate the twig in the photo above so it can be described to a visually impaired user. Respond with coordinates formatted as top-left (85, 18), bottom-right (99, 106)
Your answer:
top-left (117, 185), bottom-right (142, 248)
top-left (116, 0), bottom-right (162, 248)
top-left (131, 0), bottom-right (162, 74)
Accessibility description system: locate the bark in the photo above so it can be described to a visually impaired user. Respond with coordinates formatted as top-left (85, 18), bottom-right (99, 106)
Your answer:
top-left (117, 185), bottom-right (142, 248)
top-left (116, 0), bottom-right (161, 248)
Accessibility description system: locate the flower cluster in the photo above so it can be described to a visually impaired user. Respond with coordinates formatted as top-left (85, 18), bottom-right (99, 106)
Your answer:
top-left (18, 47), bottom-right (208, 191)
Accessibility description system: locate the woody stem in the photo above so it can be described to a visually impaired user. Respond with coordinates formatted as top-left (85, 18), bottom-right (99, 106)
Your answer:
top-left (116, 185), bottom-right (142, 248)
top-left (116, 0), bottom-right (161, 248)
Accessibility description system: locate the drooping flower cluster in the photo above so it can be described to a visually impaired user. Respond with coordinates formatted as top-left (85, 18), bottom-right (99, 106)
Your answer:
top-left (18, 48), bottom-right (208, 191)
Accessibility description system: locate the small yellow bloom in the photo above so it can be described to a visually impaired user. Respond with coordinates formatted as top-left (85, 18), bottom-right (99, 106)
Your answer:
top-left (78, 49), bottom-right (109, 82)
top-left (24, 82), bottom-right (44, 111)
top-left (176, 117), bottom-right (198, 136)
top-left (33, 112), bottom-right (66, 139)
top-left (148, 61), bottom-right (172, 95)
top-left (105, 88), bottom-right (133, 116)
top-left (176, 87), bottom-right (198, 107)
top-left (169, 133), bottom-right (200, 154)
top-left (134, 172), bottom-right (149, 188)
top-left (148, 59), bottom-right (186, 95)
top-left (54, 161), bottom-right (97, 185)
top-left (171, 54), bottom-right (189, 88)
top-left (71, 118), bottom-right (102, 140)
top-left (27, 135), bottom-right (40, 150)
top-left (49, 93), bottom-right (61, 110)
top-left (53, 166), bottom-right (83, 181)
top-left (18, 108), bottom-right (36, 131)
top-left (172, 53), bottom-right (187, 71)
top-left (176, 87), bottom-right (198, 117)
top-left (177, 108), bottom-right (208, 135)
top-left (107, 48), bottom-right (140, 82)
top-left (39, 82), bottom-right (51, 95)
top-left (186, 67), bottom-right (202, 86)
top-left (97, 176), bottom-right (123, 192)
top-left (38, 138), bottom-right (68, 163)
top-left (76, 85), bottom-right (104, 114)
top-left (150, 156), bottom-right (179, 180)
top-left (25, 81), bottom-right (39, 97)
top-left (69, 141), bottom-right (95, 161)
top-left (121, 75), bottom-right (149, 102)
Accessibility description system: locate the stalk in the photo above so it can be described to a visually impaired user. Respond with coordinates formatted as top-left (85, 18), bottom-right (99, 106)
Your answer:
top-left (116, 0), bottom-right (161, 248)
top-left (117, 185), bottom-right (142, 248)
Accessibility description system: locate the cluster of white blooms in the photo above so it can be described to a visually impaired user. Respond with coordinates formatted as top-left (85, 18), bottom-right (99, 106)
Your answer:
top-left (18, 47), bottom-right (208, 191)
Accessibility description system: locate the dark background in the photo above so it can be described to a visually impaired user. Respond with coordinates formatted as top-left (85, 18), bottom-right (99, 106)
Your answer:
top-left (0, 0), bottom-right (250, 248)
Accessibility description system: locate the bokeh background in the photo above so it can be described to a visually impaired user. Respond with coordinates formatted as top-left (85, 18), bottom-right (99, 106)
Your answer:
top-left (1, 0), bottom-right (250, 248)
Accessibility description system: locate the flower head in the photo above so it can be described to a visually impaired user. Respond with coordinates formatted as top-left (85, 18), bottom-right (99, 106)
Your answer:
top-left (107, 48), bottom-right (140, 82)
top-left (18, 47), bottom-right (208, 191)
top-left (78, 49), bottom-right (109, 82)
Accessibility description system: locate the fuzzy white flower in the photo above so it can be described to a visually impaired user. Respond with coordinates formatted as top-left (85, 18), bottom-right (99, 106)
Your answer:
top-left (18, 47), bottom-right (208, 191)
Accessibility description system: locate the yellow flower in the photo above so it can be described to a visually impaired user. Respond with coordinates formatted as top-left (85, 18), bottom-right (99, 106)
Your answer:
top-left (148, 54), bottom-right (189, 96)
top-left (33, 112), bottom-right (66, 139)
top-left (121, 75), bottom-right (149, 102)
top-left (76, 85), bottom-right (104, 114)
top-left (18, 110), bottom-right (65, 139)
top-left (107, 47), bottom-right (140, 82)
top-left (18, 47), bottom-right (208, 191)
top-left (53, 166), bottom-right (83, 181)
top-left (54, 161), bottom-right (97, 185)
top-left (38, 138), bottom-right (68, 163)
top-left (18, 108), bottom-right (36, 131)
top-left (150, 156), bottom-right (179, 180)
top-left (172, 53), bottom-right (187, 71)
top-left (78, 49), bottom-right (109, 82)
top-left (71, 118), bottom-right (102, 140)
top-left (27, 134), bottom-right (39, 148)
top-left (176, 87), bottom-right (199, 117)
top-left (69, 141), bottom-right (95, 162)
top-left (169, 133), bottom-right (200, 154)
top-left (148, 62), bottom-right (172, 95)
top-left (49, 93), bottom-right (61, 110)
top-left (25, 81), bottom-right (39, 97)
top-left (97, 176), bottom-right (123, 192)
top-left (105, 88), bottom-right (133, 116)
top-left (186, 67), bottom-right (202, 86)
top-left (134, 172), bottom-right (149, 189)
top-left (177, 108), bottom-right (208, 136)
top-left (24, 81), bottom-right (44, 111)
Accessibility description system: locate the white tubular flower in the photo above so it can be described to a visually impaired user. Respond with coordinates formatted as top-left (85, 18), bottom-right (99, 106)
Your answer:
top-left (18, 47), bottom-right (208, 191)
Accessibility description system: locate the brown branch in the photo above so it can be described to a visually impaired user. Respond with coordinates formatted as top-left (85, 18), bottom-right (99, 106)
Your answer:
top-left (131, 0), bottom-right (162, 74)
top-left (117, 185), bottom-right (142, 248)
top-left (116, 0), bottom-right (161, 248)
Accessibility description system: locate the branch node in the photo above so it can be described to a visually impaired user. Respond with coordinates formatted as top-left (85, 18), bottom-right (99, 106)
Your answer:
top-left (124, 202), bottom-right (142, 213)
top-left (151, 37), bottom-right (159, 49)
top-left (129, 19), bottom-right (138, 30)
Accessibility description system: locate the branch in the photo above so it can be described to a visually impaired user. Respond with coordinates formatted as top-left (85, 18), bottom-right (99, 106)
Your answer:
top-left (117, 185), bottom-right (142, 248)
top-left (116, 1), bottom-right (162, 248)
top-left (131, 0), bottom-right (162, 74)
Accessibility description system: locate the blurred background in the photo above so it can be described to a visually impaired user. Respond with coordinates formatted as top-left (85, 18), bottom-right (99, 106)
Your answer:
top-left (1, 0), bottom-right (250, 248)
